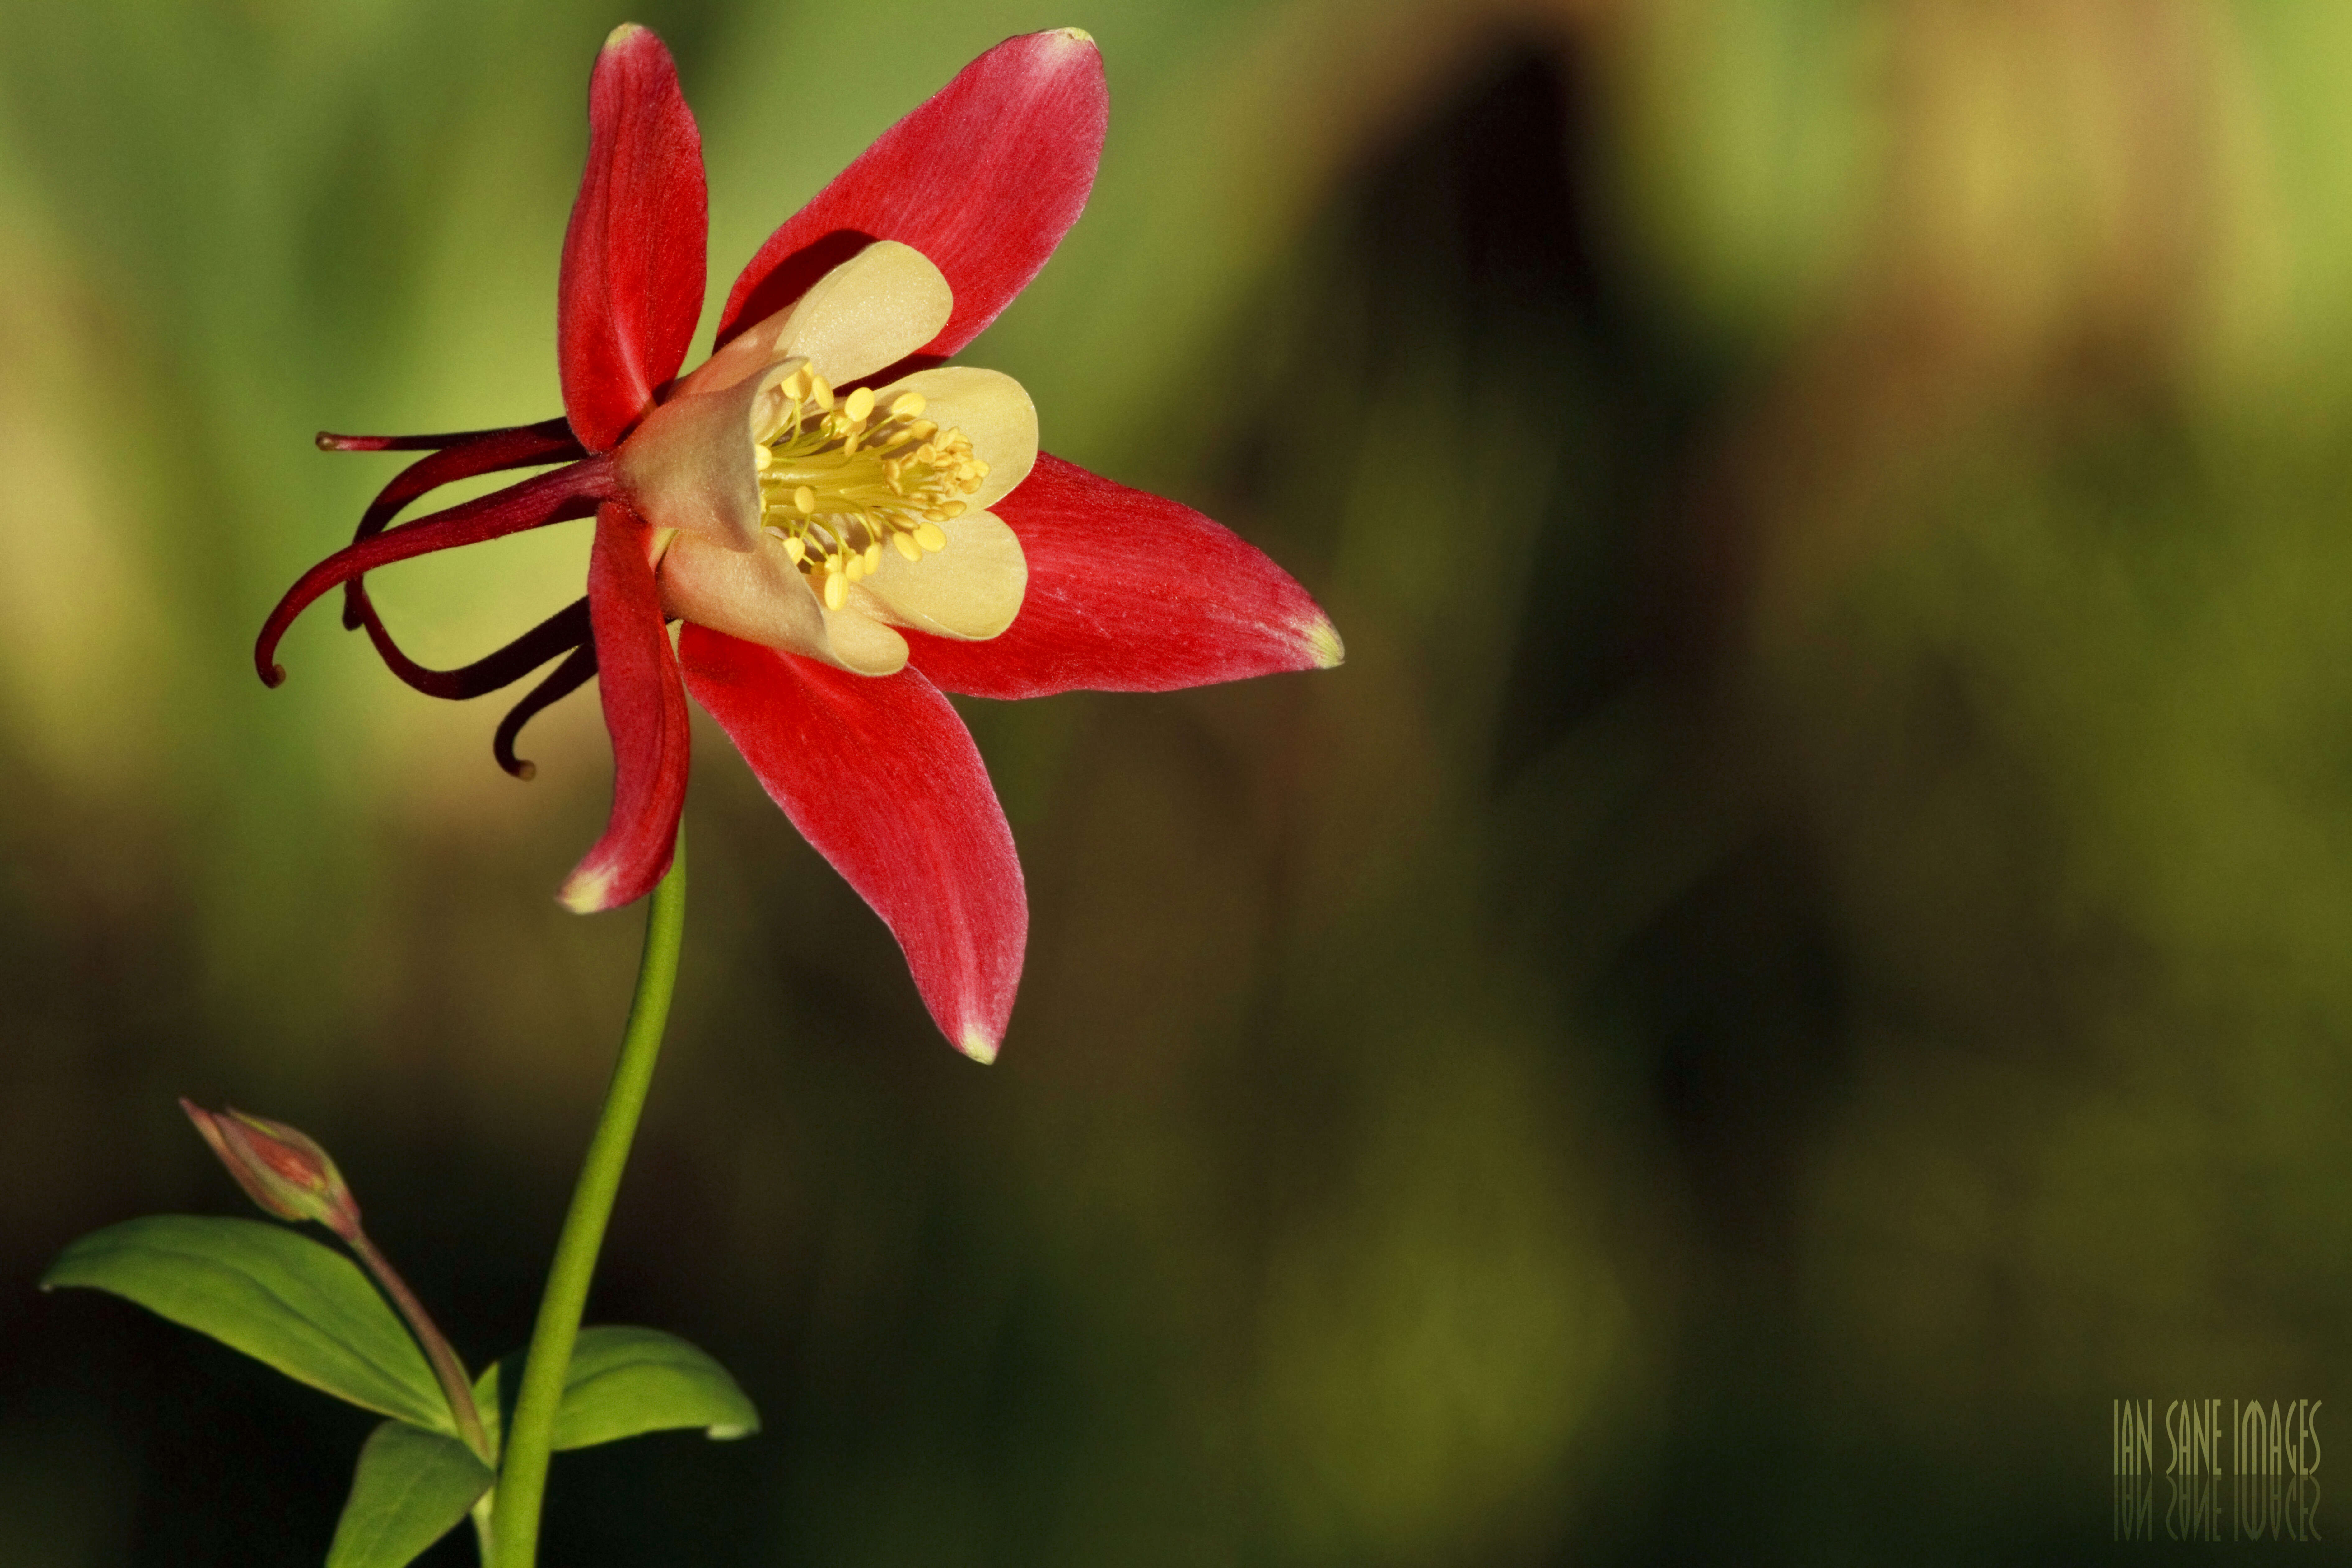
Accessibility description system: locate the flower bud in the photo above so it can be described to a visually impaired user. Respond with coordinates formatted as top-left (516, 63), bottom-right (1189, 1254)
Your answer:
top-left (180, 1099), bottom-right (362, 1240)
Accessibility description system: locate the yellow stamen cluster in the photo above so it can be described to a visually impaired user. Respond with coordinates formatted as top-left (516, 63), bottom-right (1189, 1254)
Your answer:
top-left (754, 366), bottom-right (990, 610)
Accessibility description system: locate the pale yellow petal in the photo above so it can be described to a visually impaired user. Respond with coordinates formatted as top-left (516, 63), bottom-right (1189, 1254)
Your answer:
top-left (658, 530), bottom-right (827, 653)
top-left (867, 367), bottom-right (1037, 510)
top-left (749, 240), bottom-right (953, 389)
top-left (850, 507), bottom-right (1027, 642)
top-left (815, 602), bottom-right (910, 675)
top-left (613, 359), bottom-right (809, 552)
top-left (661, 531), bottom-right (912, 676)
top-left (678, 243), bottom-right (952, 399)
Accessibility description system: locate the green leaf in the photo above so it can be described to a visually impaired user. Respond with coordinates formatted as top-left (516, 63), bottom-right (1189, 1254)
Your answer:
top-left (41, 1215), bottom-right (451, 1434)
top-left (474, 1325), bottom-right (760, 1454)
top-left (326, 1421), bottom-right (492, 1568)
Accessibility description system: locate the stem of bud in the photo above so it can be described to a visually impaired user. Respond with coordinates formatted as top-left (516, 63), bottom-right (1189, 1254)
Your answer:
top-left (343, 1228), bottom-right (494, 1463)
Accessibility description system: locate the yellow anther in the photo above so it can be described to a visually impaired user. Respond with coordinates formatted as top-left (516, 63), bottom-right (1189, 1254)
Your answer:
top-left (751, 372), bottom-right (1007, 595)
top-left (754, 445), bottom-right (773, 471)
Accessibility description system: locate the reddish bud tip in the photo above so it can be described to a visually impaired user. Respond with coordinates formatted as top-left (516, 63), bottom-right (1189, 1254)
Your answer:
top-left (180, 1099), bottom-right (362, 1239)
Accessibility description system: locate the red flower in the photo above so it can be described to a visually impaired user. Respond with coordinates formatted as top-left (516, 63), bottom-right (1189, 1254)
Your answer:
top-left (257, 25), bottom-right (1341, 1062)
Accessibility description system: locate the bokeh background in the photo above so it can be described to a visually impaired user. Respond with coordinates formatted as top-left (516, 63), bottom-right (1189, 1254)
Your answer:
top-left (4, 0), bottom-right (2350, 1561)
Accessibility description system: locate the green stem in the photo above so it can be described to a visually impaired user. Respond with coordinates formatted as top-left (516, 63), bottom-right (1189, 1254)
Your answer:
top-left (470, 1492), bottom-right (497, 1564)
top-left (488, 830), bottom-right (688, 1568)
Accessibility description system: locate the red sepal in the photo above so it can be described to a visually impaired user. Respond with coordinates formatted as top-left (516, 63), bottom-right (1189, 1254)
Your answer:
top-left (903, 455), bottom-right (1339, 699)
top-left (560, 25), bottom-right (708, 453)
top-left (715, 29), bottom-right (1106, 361)
top-left (558, 504), bottom-right (690, 911)
top-left (678, 626), bottom-right (1026, 1060)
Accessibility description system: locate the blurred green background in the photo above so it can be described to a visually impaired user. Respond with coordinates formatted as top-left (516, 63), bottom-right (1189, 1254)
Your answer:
top-left (4, 0), bottom-right (2351, 1561)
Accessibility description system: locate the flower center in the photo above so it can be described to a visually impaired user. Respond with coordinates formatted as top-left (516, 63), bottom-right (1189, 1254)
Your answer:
top-left (754, 365), bottom-right (990, 610)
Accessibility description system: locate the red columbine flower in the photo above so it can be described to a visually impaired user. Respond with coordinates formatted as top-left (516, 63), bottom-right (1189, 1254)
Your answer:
top-left (256, 25), bottom-right (1341, 1062)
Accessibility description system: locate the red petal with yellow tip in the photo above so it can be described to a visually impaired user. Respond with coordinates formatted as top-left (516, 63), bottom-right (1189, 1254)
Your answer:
top-left (560, 25), bottom-right (708, 452)
top-left (904, 455), bottom-right (1342, 698)
top-left (678, 626), bottom-right (1025, 1060)
top-left (559, 505), bottom-right (690, 911)
top-left (715, 29), bottom-right (1105, 361)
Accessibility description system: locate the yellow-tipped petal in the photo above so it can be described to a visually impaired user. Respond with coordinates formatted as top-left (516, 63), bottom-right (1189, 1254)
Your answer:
top-left (558, 866), bottom-right (616, 914)
top-left (1304, 614), bottom-right (1346, 669)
